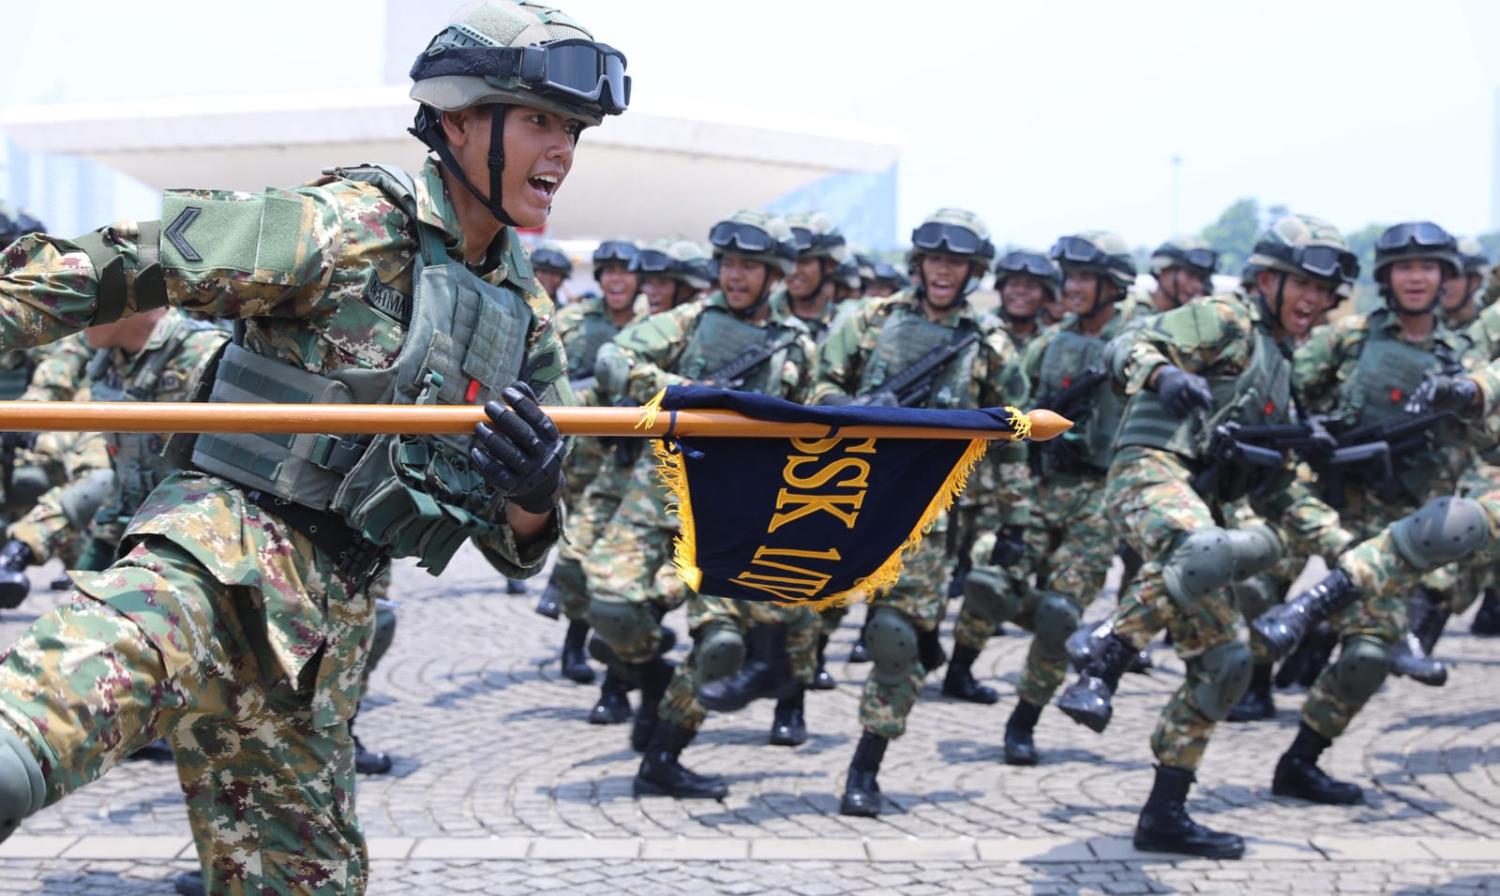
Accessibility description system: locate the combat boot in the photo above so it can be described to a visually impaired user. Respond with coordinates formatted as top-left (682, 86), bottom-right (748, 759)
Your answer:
top-left (916, 627), bottom-right (946, 672)
top-left (769, 689), bottom-right (807, 747)
top-left (1002, 699), bottom-right (1042, 766)
top-left (589, 671), bottom-right (632, 725)
top-left (1128, 648), bottom-right (1153, 674)
top-left (1066, 619), bottom-right (1112, 672)
top-left (1388, 633), bottom-right (1447, 686)
top-left (1407, 586), bottom-right (1451, 656)
top-left (1272, 723), bottom-right (1362, 805)
top-left (838, 730), bottom-right (887, 817)
top-left (1133, 765), bottom-right (1245, 859)
top-left (1274, 621), bottom-right (1336, 689)
top-left (349, 713), bottom-right (392, 776)
top-left (1253, 569), bottom-right (1358, 660)
top-left (699, 625), bottom-right (795, 712)
top-left (560, 619), bottom-right (596, 684)
top-left (534, 576), bottom-right (561, 619)
top-left (849, 618), bottom-right (871, 663)
top-left (633, 722), bottom-right (727, 800)
top-left (0, 540), bottom-right (33, 610)
top-left (941, 644), bottom-right (998, 704)
top-left (1226, 663), bottom-right (1275, 722)
top-left (811, 633), bottom-right (836, 690)
top-left (1472, 587), bottom-right (1500, 636)
top-left (1056, 632), bottom-right (1137, 733)
top-left (630, 656), bottom-right (675, 753)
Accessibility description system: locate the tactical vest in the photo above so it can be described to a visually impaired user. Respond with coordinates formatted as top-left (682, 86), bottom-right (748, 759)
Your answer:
top-left (1115, 320), bottom-right (1290, 460)
top-left (189, 164), bottom-right (538, 576)
top-left (677, 304), bottom-right (797, 397)
top-left (568, 303), bottom-right (620, 381)
top-left (89, 317), bottom-right (210, 517)
top-left (1036, 328), bottom-right (1123, 472)
top-left (857, 306), bottom-right (981, 409)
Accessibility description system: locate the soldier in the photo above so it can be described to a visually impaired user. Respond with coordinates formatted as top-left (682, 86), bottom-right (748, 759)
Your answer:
top-left (635, 238), bottom-right (711, 314)
top-left (1251, 222), bottom-right (1479, 807)
top-left (991, 249), bottom-right (1063, 351)
top-left (862, 259), bottom-right (908, 299)
top-left (585, 210), bottom-right (819, 799)
top-left (530, 241), bottom-right (573, 304)
top-left (1438, 237), bottom-right (1486, 331)
top-left (812, 209), bottom-right (1031, 817)
top-left (1143, 237), bottom-right (1219, 314)
top-left (0, 3), bottom-right (619, 891)
top-left (769, 212), bottom-right (847, 341)
top-left (961, 232), bottom-right (1139, 762)
top-left (1462, 239), bottom-right (1500, 637)
top-left (1054, 214), bottom-right (1358, 857)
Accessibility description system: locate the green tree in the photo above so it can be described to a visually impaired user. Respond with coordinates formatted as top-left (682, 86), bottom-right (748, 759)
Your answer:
top-left (1198, 198), bottom-right (1261, 273)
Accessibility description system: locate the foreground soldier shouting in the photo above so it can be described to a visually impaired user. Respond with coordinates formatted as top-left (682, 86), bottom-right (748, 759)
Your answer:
top-left (0, 2), bottom-right (627, 891)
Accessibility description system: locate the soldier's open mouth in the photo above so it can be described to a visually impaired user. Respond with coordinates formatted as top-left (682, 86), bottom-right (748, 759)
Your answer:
top-left (528, 176), bottom-right (558, 197)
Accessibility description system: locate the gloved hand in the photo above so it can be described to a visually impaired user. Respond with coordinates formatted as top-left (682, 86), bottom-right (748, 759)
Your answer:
top-left (1154, 364), bottom-right (1213, 418)
top-left (988, 525), bottom-right (1027, 567)
top-left (1408, 375), bottom-right (1481, 417)
top-left (470, 382), bottom-right (565, 514)
top-left (0, 539), bottom-right (34, 609)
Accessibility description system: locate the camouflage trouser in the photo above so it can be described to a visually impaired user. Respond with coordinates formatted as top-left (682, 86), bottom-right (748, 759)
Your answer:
top-left (553, 443), bottom-right (631, 623)
top-left (657, 594), bottom-right (819, 732)
top-left (0, 536), bottom-right (373, 895)
top-left (7, 430), bottom-right (112, 568)
top-left (859, 529), bottom-right (949, 740)
top-left (1228, 500), bottom-right (1302, 666)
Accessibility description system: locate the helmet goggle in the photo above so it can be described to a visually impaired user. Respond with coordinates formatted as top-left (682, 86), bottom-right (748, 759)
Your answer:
top-left (593, 240), bottom-right (637, 266)
top-left (1257, 241), bottom-right (1359, 285)
top-left (872, 262), bottom-right (904, 283)
top-left (631, 249), bottom-right (677, 274)
top-left (1050, 235), bottom-right (1110, 267)
top-left (1158, 245), bottom-right (1218, 273)
top-left (1376, 221), bottom-right (1452, 254)
top-left (412, 29), bottom-right (631, 114)
top-left (531, 248), bottom-right (571, 272)
top-left (790, 227), bottom-right (846, 255)
top-left (911, 222), bottom-right (993, 259)
top-left (995, 251), bottom-right (1058, 280)
top-left (709, 221), bottom-right (794, 260)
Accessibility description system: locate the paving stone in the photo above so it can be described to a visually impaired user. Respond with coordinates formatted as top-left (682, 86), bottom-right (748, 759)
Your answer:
top-left (640, 839), bottom-right (751, 860)
top-left (531, 838), bottom-right (640, 860)
top-left (865, 838), bottom-right (977, 862)
top-left (408, 838), bottom-right (531, 859)
top-left (749, 839), bottom-right (867, 861)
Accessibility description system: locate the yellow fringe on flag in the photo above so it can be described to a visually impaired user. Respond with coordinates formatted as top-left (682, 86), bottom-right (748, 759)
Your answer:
top-left (651, 437), bottom-right (705, 593)
top-left (635, 388), bottom-right (667, 433)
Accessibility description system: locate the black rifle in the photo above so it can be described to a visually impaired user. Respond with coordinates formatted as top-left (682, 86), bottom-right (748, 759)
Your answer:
top-left (0, 432), bottom-right (33, 502)
top-left (865, 330), bottom-right (981, 408)
top-left (1318, 407), bottom-right (1456, 507)
top-left (702, 334), bottom-right (800, 390)
top-left (1030, 365), bottom-right (1110, 475)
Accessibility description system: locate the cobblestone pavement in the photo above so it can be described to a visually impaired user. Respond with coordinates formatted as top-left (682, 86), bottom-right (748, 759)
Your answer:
top-left (0, 548), bottom-right (1497, 894)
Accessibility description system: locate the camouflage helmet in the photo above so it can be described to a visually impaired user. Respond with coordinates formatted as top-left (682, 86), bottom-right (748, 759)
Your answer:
top-left (1150, 236), bottom-right (1218, 278)
top-left (631, 237), bottom-right (712, 291)
top-left (409, 1), bottom-right (628, 127)
top-left (529, 240), bottom-right (572, 276)
top-left (1050, 230), bottom-right (1136, 290)
top-left (784, 211), bottom-right (847, 262)
top-left (831, 255), bottom-right (863, 290)
top-left (1246, 214), bottom-right (1358, 287)
top-left (708, 210), bottom-right (797, 276)
top-left (1372, 221), bottom-right (1461, 283)
top-left (993, 249), bottom-right (1062, 298)
top-left (852, 251), bottom-right (877, 284)
top-left (1458, 236), bottom-right (1489, 277)
top-left (910, 208), bottom-right (995, 263)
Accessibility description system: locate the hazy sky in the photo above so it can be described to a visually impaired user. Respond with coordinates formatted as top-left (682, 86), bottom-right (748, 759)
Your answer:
top-left (2, 0), bottom-right (1497, 248)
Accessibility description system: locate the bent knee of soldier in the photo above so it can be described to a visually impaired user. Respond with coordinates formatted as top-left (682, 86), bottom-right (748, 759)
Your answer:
top-left (587, 596), bottom-right (660, 663)
top-left (866, 607), bottom-right (920, 685)
top-left (1390, 496), bottom-right (1492, 571)
top-left (1185, 640), bottom-right (1253, 722)
top-left (1031, 592), bottom-right (1082, 659)
top-left (693, 622), bottom-right (745, 683)
top-left (1329, 635), bottom-right (1390, 705)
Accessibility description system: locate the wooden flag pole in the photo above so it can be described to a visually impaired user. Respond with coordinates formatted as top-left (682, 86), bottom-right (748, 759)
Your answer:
top-left (0, 402), bottom-right (1071, 441)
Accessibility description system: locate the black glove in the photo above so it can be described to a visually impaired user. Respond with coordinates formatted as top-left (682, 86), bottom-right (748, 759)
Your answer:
top-left (1408, 375), bottom-right (1481, 417)
top-left (0, 432), bottom-right (34, 453)
top-left (988, 525), bottom-right (1026, 568)
top-left (470, 382), bottom-right (565, 514)
top-left (1154, 364), bottom-right (1213, 418)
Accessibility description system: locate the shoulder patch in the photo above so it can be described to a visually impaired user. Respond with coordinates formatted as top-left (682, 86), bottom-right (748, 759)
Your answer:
top-left (364, 269), bottom-right (411, 324)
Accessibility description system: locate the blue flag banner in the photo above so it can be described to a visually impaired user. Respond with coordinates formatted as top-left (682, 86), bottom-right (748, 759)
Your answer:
top-left (639, 386), bottom-right (1033, 609)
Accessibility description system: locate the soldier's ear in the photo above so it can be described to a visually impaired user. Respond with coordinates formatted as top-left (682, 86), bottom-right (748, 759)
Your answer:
top-left (440, 107), bottom-right (487, 150)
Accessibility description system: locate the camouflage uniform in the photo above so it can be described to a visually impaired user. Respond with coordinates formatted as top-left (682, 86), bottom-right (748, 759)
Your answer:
top-left (0, 336), bottom-right (97, 527)
top-left (812, 289), bottom-right (1031, 738)
top-left (0, 156), bottom-right (566, 894)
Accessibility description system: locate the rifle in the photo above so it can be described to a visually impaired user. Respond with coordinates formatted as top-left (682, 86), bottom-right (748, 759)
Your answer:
top-left (1031, 365), bottom-right (1110, 474)
top-left (1317, 406), bottom-right (1455, 507)
top-left (0, 432), bottom-right (33, 501)
top-left (865, 331), bottom-right (981, 408)
top-left (702, 334), bottom-right (800, 390)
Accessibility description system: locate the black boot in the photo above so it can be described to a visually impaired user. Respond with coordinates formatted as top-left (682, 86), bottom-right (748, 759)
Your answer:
top-left (1226, 663), bottom-right (1275, 722)
top-left (1253, 569), bottom-right (1359, 660)
top-left (916, 627), bottom-right (946, 673)
top-left (1407, 587), bottom-right (1451, 656)
top-left (589, 671), bottom-right (633, 725)
top-left (942, 644), bottom-right (998, 704)
top-left (1133, 765), bottom-right (1245, 859)
top-left (1272, 722), bottom-right (1362, 805)
top-left (769, 689), bottom-right (807, 746)
top-left (699, 625), bottom-right (796, 712)
top-left (1066, 619), bottom-right (1112, 672)
top-left (0, 540), bottom-right (34, 610)
top-left (811, 634), bottom-right (836, 690)
top-left (630, 657), bottom-right (675, 753)
top-left (349, 713), bottom-right (392, 775)
top-left (1388, 633), bottom-right (1447, 686)
top-left (1003, 699), bottom-right (1042, 766)
top-left (1127, 648), bottom-right (1153, 674)
top-left (1055, 632), bottom-right (1137, 733)
top-left (1275, 621), bottom-right (1337, 689)
top-left (633, 722), bottom-right (728, 799)
top-left (839, 730), bottom-right (887, 817)
top-left (174, 870), bottom-right (205, 896)
top-left (1472, 587), bottom-right (1500, 636)
top-left (534, 577), bottom-right (561, 619)
top-left (560, 619), bottom-right (596, 684)
top-left (849, 618), bottom-right (871, 663)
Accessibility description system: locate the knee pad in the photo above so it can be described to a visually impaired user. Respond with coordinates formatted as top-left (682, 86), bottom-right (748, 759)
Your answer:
top-left (1186, 640), bottom-right (1253, 721)
top-left (7, 466), bottom-right (48, 508)
top-left (1390, 496), bottom-right (1491, 571)
top-left (1162, 527), bottom-right (1235, 608)
top-left (1329, 634), bottom-right (1390, 706)
top-left (1227, 524), bottom-right (1282, 579)
top-left (1231, 574), bottom-right (1281, 622)
top-left (0, 728), bottom-right (44, 843)
top-left (59, 469), bottom-right (115, 530)
top-left (588, 597), bottom-right (657, 655)
top-left (693, 622), bottom-right (745, 683)
top-left (866, 606), bottom-right (919, 685)
top-left (1031, 592), bottom-right (1082, 659)
top-left (962, 566), bottom-right (1022, 625)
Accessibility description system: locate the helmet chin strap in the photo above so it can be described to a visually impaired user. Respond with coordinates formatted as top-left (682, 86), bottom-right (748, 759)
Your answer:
top-left (729, 262), bottom-right (776, 320)
top-left (412, 104), bottom-right (518, 227)
top-left (917, 259), bottom-right (977, 310)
